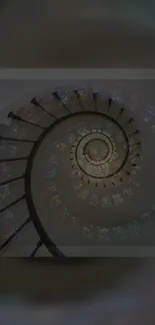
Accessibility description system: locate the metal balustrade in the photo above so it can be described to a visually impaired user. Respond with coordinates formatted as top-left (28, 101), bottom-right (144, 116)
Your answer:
top-left (0, 87), bottom-right (144, 257)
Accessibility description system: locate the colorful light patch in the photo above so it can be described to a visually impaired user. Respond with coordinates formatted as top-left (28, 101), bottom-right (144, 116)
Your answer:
top-left (1, 163), bottom-right (11, 178)
top-left (0, 185), bottom-right (10, 199)
top-left (0, 210), bottom-right (14, 219)
top-left (12, 124), bottom-right (26, 139)
top-left (0, 142), bottom-right (18, 157)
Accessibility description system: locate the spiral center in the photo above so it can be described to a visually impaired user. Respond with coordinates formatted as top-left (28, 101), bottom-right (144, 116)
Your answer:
top-left (84, 139), bottom-right (109, 162)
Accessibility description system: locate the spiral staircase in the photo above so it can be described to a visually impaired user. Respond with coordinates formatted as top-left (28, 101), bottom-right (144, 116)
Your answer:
top-left (0, 82), bottom-right (155, 257)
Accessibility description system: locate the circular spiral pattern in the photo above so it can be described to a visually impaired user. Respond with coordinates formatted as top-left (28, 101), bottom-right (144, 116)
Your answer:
top-left (70, 112), bottom-right (133, 186)
top-left (26, 96), bottom-right (142, 254)
top-left (3, 86), bottom-right (154, 257)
